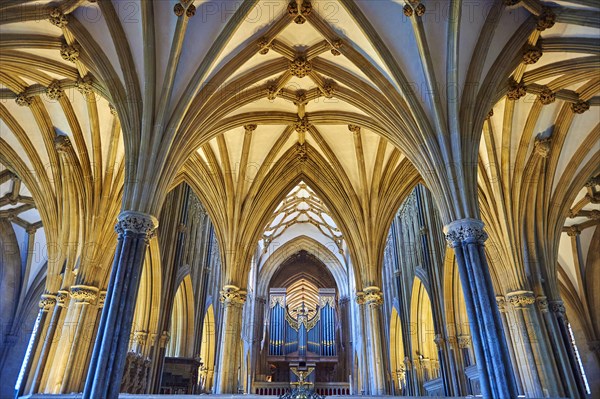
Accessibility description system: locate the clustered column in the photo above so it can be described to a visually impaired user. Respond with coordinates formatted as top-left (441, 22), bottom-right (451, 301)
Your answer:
top-left (357, 286), bottom-right (386, 395)
top-left (444, 218), bottom-right (517, 399)
top-left (83, 211), bottom-right (158, 399)
top-left (214, 285), bottom-right (246, 393)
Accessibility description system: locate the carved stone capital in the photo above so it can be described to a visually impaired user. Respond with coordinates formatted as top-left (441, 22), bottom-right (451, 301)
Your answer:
top-left (536, 296), bottom-right (548, 313)
top-left (507, 78), bottom-right (526, 101)
top-left (538, 87), bottom-right (555, 105)
top-left (54, 134), bottom-right (72, 153)
top-left (566, 226), bottom-right (580, 237)
top-left (70, 285), bottom-right (99, 303)
top-left (57, 290), bottom-right (70, 307)
top-left (60, 43), bottom-right (80, 63)
top-left (534, 136), bottom-right (551, 158)
top-left (363, 286), bottom-right (383, 307)
top-left (49, 8), bottom-right (69, 28)
top-left (115, 211), bottom-right (159, 240)
top-left (39, 294), bottom-right (57, 311)
top-left (98, 290), bottom-right (107, 308)
top-left (585, 176), bottom-right (599, 188)
top-left (536, 7), bottom-right (556, 31)
top-left (46, 80), bottom-right (64, 100)
top-left (133, 330), bottom-right (148, 346)
top-left (159, 331), bottom-right (170, 348)
top-left (15, 94), bottom-right (33, 107)
top-left (571, 100), bottom-right (590, 114)
top-left (549, 300), bottom-right (566, 316)
top-left (523, 46), bottom-right (542, 65)
top-left (289, 56), bottom-right (312, 78)
top-left (220, 285), bottom-right (247, 306)
top-left (355, 291), bottom-right (365, 305)
top-left (496, 296), bottom-right (507, 313)
top-left (433, 334), bottom-right (444, 347)
top-left (506, 290), bottom-right (536, 309)
top-left (443, 218), bottom-right (488, 248)
top-left (458, 335), bottom-right (471, 348)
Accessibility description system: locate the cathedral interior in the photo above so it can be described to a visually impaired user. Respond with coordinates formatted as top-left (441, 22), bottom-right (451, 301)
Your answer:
top-left (0, 1), bottom-right (599, 398)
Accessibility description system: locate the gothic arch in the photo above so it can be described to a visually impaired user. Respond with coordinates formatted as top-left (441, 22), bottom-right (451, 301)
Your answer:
top-left (257, 235), bottom-right (348, 299)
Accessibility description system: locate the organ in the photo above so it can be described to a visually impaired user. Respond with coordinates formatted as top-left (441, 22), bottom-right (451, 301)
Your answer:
top-left (267, 288), bottom-right (338, 382)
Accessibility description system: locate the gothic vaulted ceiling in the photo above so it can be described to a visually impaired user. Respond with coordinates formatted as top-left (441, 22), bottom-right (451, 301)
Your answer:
top-left (0, 1), bottom-right (598, 291)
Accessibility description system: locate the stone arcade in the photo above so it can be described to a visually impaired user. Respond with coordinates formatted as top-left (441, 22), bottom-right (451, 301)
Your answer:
top-left (0, 1), bottom-right (599, 399)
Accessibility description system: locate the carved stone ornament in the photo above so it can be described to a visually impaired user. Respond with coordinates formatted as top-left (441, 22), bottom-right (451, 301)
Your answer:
top-left (363, 286), bottom-right (383, 307)
top-left (133, 330), bottom-right (148, 346)
top-left (566, 226), bottom-right (580, 237)
top-left (109, 104), bottom-right (118, 115)
top-left (415, 3), bottom-right (426, 17)
top-left (522, 46), bottom-right (542, 64)
top-left (506, 290), bottom-right (536, 308)
top-left (330, 39), bottom-right (343, 56)
top-left (60, 43), bottom-right (80, 63)
top-left (294, 90), bottom-right (307, 105)
top-left (287, 1), bottom-right (299, 16)
top-left (70, 285), bottom-right (99, 303)
top-left (296, 142), bottom-right (308, 162)
top-left (571, 100), bottom-right (590, 114)
top-left (496, 296), bottom-right (507, 313)
top-left (487, 109), bottom-right (494, 119)
top-left (258, 37), bottom-right (271, 55)
top-left (355, 291), bottom-right (365, 305)
top-left (534, 136), bottom-right (551, 158)
top-left (536, 296), bottom-right (548, 313)
top-left (289, 56), bottom-right (312, 78)
top-left (443, 218), bottom-right (488, 248)
top-left (159, 331), bottom-right (170, 348)
top-left (174, 3), bottom-right (184, 16)
top-left (507, 78), bottom-right (526, 101)
top-left (403, 4), bottom-right (413, 17)
top-left (98, 290), bottom-right (107, 308)
top-left (46, 80), bottom-right (64, 100)
top-left (54, 134), bottom-right (72, 153)
top-left (320, 83), bottom-right (335, 98)
top-left (267, 85), bottom-right (279, 100)
top-left (114, 211), bottom-right (159, 240)
top-left (503, 0), bottom-right (521, 6)
top-left (57, 290), bottom-right (70, 307)
top-left (39, 294), bottom-right (57, 311)
top-left (294, 115), bottom-right (310, 133)
top-left (549, 300), bottom-right (566, 316)
top-left (76, 75), bottom-right (94, 95)
top-left (458, 335), bottom-right (472, 348)
top-left (348, 124), bottom-right (360, 134)
top-left (538, 87), bottom-right (555, 105)
top-left (300, 1), bottom-right (312, 16)
top-left (220, 285), bottom-right (247, 306)
top-left (244, 124), bottom-right (257, 133)
top-left (15, 94), bottom-right (33, 107)
top-left (49, 8), bottom-right (69, 28)
top-left (536, 7), bottom-right (556, 31)
top-left (186, 4), bottom-right (196, 17)
top-left (433, 334), bottom-right (444, 347)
